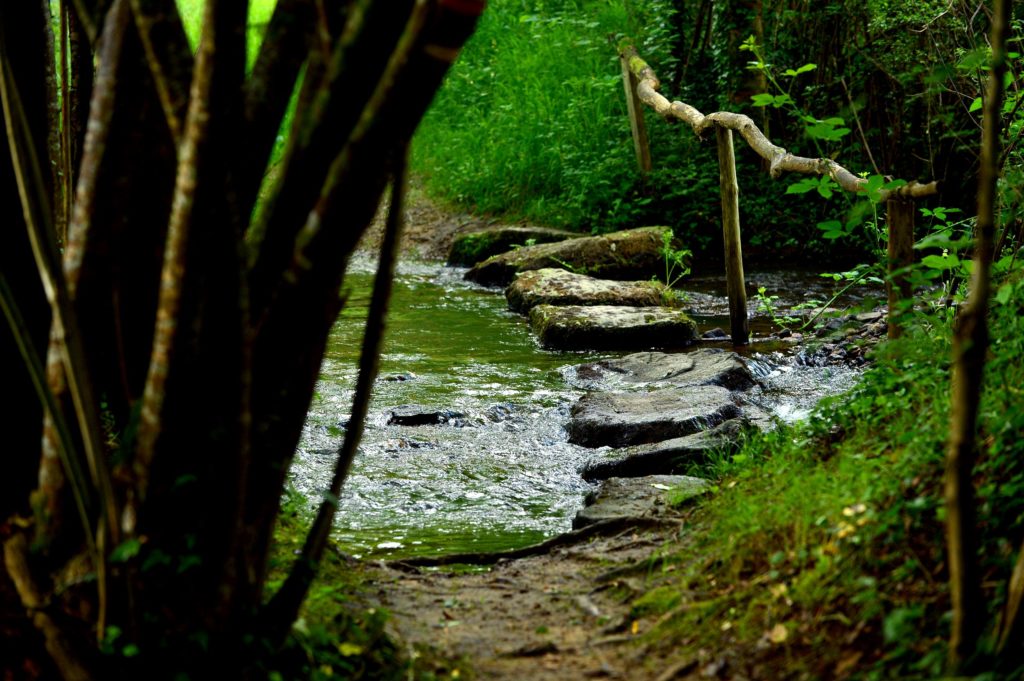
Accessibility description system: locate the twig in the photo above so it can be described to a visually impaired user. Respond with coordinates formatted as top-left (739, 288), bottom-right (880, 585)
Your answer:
top-left (839, 75), bottom-right (881, 176)
top-left (262, 143), bottom-right (410, 638)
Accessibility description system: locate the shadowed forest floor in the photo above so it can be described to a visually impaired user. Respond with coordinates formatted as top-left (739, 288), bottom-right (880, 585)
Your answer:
top-left (368, 512), bottom-right (703, 681)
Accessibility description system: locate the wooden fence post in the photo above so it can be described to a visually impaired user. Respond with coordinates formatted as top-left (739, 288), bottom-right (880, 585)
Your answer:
top-left (715, 125), bottom-right (748, 345)
top-left (620, 55), bottom-right (652, 174)
top-left (886, 199), bottom-right (914, 339)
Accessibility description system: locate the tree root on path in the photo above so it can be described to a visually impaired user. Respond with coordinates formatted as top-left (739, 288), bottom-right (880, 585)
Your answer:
top-left (385, 516), bottom-right (678, 570)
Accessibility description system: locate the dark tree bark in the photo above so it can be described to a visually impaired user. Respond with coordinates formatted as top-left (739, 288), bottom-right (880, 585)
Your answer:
top-left (0, 1), bottom-right (484, 677)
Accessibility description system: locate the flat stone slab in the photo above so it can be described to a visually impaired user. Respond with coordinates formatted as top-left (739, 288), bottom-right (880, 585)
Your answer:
top-left (567, 386), bottom-right (742, 448)
top-left (581, 418), bottom-right (747, 481)
top-left (529, 305), bottom-right (697, 351)
top-left (572, 475), bottom-right (709, 529)
top-left (466, 226), bottom-right (671, 287)
top-left (564, 349), bottom-right (757, 392)
top-left (505, 268), bottom-right (666, 313)
top-left (447, 226), bottom-right (576, 266)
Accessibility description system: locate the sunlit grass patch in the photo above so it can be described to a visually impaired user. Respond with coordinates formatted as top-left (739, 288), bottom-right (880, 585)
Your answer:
top-left (176, 0), bottom-right (277, 69)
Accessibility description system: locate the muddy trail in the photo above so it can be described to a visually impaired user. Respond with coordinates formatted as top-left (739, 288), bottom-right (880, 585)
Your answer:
top-left (370, 514), bottom-right (697, 681)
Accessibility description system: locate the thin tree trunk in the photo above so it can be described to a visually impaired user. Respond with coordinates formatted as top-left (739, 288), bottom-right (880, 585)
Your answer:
top-left (944, 0), bottom-right (1009, 672)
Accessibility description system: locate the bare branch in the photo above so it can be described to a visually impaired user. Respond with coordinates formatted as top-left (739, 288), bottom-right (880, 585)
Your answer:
top-left (620, 44), bottom-right (939, 201)
top-left (129, 0), bottom-right (194, 146)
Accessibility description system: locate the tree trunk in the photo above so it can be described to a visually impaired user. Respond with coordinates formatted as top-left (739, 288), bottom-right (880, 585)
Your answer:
top-left (944, 0), bottom-right (1009, 672)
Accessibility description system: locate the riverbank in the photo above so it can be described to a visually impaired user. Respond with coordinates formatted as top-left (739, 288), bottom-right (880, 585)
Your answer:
top-left (313, 190), bottom-right (1024, 679)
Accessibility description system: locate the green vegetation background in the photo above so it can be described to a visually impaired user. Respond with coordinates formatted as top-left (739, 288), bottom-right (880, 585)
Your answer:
top-left (169, 1), bottom-right (1024, 678)
top-left (413, 0), bottom-right (989, 264)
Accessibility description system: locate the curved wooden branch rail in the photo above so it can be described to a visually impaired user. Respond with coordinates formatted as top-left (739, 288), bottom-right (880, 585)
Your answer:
top-left (620, 44), bottom-right (939, 202)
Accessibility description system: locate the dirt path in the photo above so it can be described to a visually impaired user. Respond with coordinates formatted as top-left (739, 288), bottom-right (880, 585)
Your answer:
top-left (360, 185), bottom-right (504, 262)
top-left (356, 191), bottom-right (693, 678)
top-left (366, 515), bottom-right (696, 681)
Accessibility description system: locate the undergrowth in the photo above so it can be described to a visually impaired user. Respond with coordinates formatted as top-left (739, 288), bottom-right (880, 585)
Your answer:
top-left (635, 275), bottom-right (1024, 679)
top-left (261, 487), bottom-right (469, 681)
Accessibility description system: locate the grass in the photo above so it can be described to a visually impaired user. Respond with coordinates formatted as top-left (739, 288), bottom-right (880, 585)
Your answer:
top-left (411, 0), bottom-right (638, 230)
top-left (623, 274), bottom-right (1024, 679)
top-left (175, 0), bottom-right (277, 69)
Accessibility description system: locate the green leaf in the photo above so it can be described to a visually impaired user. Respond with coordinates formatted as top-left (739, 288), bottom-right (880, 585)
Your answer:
top-left (921, 254), bottom-right (961, 271)
top-left (783, 63), bottom-right (816, 77)
top-left (969, 96), bottom-right (983, 112)
top-left (806, 120), bottom-right (851, 141)
top-left (786, 177), bottom-right (819, 194)
top-left (914, 233), bottom-right (972, 250)
top-left (110, 538), bottom-right (142, 563)
top-left (996, 283), bottom-right (1013, 305)
top-left (817, 184), bottom-right (834, 199)
top-left (751, 93), bottom-right (776, 107)
top-left (816, 220), bottom-right (842, 232)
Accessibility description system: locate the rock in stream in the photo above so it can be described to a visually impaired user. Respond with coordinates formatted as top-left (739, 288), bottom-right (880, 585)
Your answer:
top-left (447, 226), bottom-right (576, 266)
top-left (505, 268), bottom-right (668, 313)
top-left (529, 304), bottom-right (697, 351)
top-left (465, 226), bottom-right (672, 287)
top-left (572, 475), bottom-right (709, 529)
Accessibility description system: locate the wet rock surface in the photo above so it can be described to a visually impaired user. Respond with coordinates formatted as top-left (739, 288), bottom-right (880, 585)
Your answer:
top-left (529, 304), bottom-right (698, 351)
top-left (581, 418), bottom-right (748, 481)
top-left (505, 268), bottom-right (666, 313)
top-left (447, 226), bottom-right (576, 266)
top-left (564, 348), bottom-right (758, 392)
top-left (567, 386), bottom-right (743, 448)
top-left (465, 226), bottom-right (671, 287)
top-left (572, 475), bottom-right (709, 528)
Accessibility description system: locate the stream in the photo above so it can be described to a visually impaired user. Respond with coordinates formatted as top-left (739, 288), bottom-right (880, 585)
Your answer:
top-left (289, 258), bottom-right (880, 560)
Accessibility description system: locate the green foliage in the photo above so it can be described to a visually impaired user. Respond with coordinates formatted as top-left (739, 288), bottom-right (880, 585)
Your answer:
top-left (176, 0), bottom-right (277, 69)
top-left (412, 0), bottom-right (635, 229)
top-left (630, 272), bottom-right (1024, 677)
top-left (414, 0), bottom-right (997, 262)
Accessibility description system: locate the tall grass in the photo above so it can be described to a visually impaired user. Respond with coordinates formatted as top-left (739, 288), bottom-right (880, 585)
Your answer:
top-left (411, 0), bottom-right (638, 230)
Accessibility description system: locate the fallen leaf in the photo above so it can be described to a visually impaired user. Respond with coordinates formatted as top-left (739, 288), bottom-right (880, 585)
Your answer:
top-left (768, 623), bottom-right (788, 644)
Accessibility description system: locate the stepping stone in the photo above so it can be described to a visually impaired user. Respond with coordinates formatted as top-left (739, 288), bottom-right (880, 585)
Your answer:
top-left (466, 226), bottom-right (672, 287)
top-left (529, 305), bottom-right (697, 351)
top-left (563, 349), bottom-right (758, 392)
top-left (505, 268), bottom-right (667, 313)
top-left (386, 405), bottom-right (464, 426)
top-left (581, 418), bottom-right (747, 480)
top-left (567, 387), bottom-right (741, 448)
top-left (447, 226), bottom-right (576, 266)
top-left (572, 475), bottom-right (709, 529)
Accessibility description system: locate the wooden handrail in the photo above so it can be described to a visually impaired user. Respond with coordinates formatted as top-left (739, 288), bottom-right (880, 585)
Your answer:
top-left (618, 42), bottom-right (940, 343)
top-left (620, 43), bottom-right (939, 202)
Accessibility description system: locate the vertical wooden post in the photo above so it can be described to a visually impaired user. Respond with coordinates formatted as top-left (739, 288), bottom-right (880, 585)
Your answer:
top-left (715, 126), bottom-right (748, 345)
top-left (620, 55), bottom-right (652, 174)
top-left (886, 199), bottom-right (914, 339)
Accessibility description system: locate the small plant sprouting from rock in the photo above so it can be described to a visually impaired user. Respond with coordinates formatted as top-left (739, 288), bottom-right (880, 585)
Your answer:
top-left (660, 229), bottom-right (691, 288)
top-left (655, 230), bottom-right (692, 307)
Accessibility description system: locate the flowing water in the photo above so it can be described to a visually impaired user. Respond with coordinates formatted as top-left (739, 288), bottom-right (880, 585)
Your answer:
top-left (289, 258), bottom-right (880, 559)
